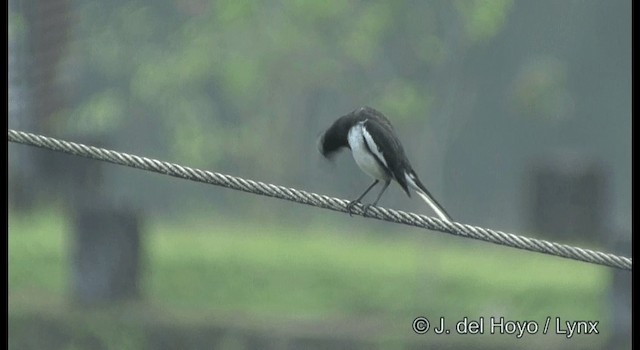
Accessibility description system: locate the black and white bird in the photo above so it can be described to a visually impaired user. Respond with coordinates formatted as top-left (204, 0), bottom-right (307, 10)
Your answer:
top-left (318, 106), bottom-right (452, 222)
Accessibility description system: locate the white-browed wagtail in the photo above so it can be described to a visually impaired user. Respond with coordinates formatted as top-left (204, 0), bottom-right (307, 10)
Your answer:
top-left (318, 106), bottom-right (452, 221)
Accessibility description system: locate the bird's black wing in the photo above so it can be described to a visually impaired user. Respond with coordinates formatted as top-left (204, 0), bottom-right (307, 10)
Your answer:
top-left (360, 116), bottom-right (412, 196)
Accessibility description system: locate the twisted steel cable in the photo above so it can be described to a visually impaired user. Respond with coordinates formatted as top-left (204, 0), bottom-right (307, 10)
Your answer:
top-left (8, 129), bottom-right (632, 270)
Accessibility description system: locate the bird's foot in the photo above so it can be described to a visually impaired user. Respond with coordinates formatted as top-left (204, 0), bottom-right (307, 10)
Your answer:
top-left (346, 200), bottom-right (360, 217)
top-left (346, 201), bottom-right (375, 217)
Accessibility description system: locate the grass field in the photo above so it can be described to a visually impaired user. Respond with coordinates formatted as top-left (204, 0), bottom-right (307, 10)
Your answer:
top-left (8, 206), bottom-right (612, 349)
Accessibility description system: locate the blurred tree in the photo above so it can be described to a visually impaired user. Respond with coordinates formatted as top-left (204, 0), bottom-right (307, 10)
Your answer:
top-left (47, 0), bottom-right (514, 218)
top-left (9, 0), bottom-right (74, 210)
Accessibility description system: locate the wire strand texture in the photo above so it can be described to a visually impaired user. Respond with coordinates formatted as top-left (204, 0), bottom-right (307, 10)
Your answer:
top-left (8, 129), bottom-right (632, 271)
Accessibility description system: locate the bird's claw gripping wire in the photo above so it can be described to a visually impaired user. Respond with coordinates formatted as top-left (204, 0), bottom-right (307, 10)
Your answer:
top-left (345, 200), bottom-right (359, 217)
top-left (345, 200), bottom-right (374, 217)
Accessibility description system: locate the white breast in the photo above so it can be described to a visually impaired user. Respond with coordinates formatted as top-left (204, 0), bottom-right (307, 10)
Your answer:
top-left (347, 122), bottom-right (390, 181)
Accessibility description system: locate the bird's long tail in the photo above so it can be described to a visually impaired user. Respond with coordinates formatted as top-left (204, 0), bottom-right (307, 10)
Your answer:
top-left (405, 172), bottom-right (453, 222)
top-left (414, 190), bottom-right (452, 222)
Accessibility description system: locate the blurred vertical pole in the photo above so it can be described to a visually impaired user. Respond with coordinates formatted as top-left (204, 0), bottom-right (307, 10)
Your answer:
top-left (13, 0), bottom-right (144, 306)
top-left (607, 232), bottom-right (631, 349)
top-left (526, 153), bottom-right (607, 244)
top-left (10, 0), bottom-right (72, 209)
top-left (23, 0), bottom-right (70, 132)
top-left (72, 205), bottom-right (142, 305)
top-left (66, 137), bottom-right (143, 306)
top-left (526, 153), bottom-right (630, 347)
top-left (8, 0), bottom-right (35, 210)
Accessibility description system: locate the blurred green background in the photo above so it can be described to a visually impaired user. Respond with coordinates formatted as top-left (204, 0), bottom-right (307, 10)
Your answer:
top-left (8, 0), bottom-right (630, 349)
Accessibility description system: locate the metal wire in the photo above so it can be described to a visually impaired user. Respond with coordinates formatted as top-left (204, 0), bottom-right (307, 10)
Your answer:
top-left (8, 129), bottom-right (632, 270)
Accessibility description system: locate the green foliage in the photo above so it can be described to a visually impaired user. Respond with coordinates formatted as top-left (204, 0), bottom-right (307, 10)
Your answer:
top-left (378, 79), bottom-right (432, 122)
top-left (61, 0), bottom-right (512, 172)
top-left (455, 0), bottom-right (513, 44)
top-left (9, 208), bottom-right (610, 348)
top-left (9, 208), bottom-right (607, 323)
top-left (8, 208), bottom-right (69, 296)
top-left (64, 89), bottom-right (126, 134)
top-left (510, 56), bottom-right (573, 122)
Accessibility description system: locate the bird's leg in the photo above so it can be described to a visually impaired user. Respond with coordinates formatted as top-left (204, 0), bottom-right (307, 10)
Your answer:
top-left (362, 179), bottom-right (390, 215)
top-left (346, 180), bottom-right (379, 216)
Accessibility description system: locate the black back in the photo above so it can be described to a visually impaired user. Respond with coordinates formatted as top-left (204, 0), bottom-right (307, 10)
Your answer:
top-left (318, 106), bottom-right (414, 196)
